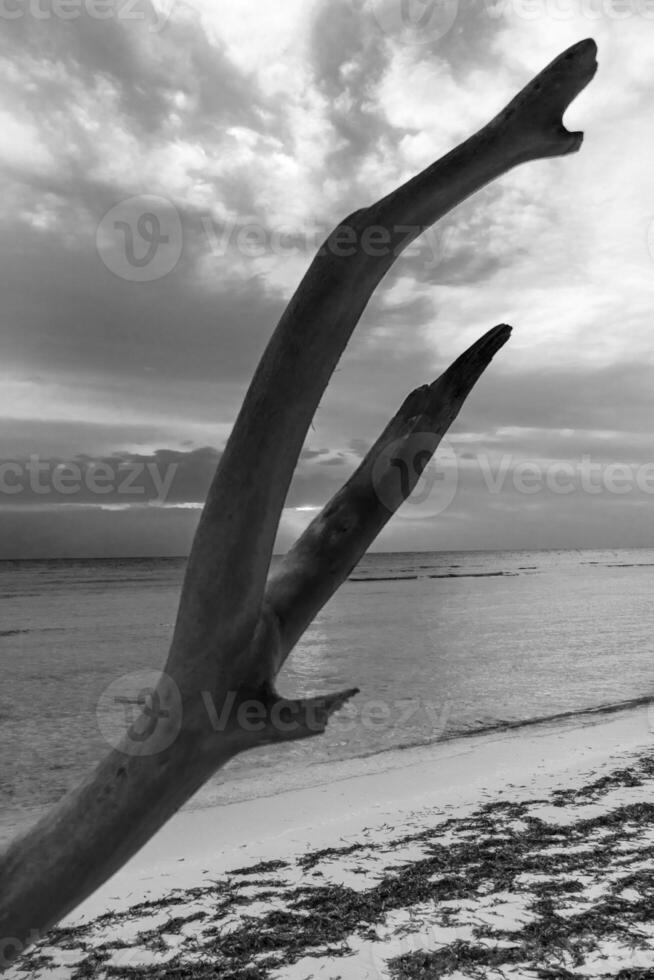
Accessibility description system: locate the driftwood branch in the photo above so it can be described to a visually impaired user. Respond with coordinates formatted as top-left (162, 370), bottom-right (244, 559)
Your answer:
top-left (0, 37), bottom-right (596, 966)
top-left (266, 323), bottom-right (511, 666)
top-left (171, 37), bottom-right (597, 671)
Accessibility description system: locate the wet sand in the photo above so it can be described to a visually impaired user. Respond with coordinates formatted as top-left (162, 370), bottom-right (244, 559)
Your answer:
top-left (6, 702), bottom-right (653, 979)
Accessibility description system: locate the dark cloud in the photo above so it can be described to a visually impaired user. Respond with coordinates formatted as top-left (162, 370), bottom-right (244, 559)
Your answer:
top-left (299, 448), bottom-right (331, 460)
top-left (408, 189), bottom-right (529, 287)
top-left (411, 0), bottom-right (508, 79)
top-left (0, 447), bottom-right (220, 508)
top-left (5, 443), bottom-right (654, 559)
top-left (456, 430), bottom-right (654, 469)
top-left (0, 504), bottom-right (198, 559)
top-left (0, 3), bottom-right (266, 134)
top-left (310, 0), bottom-right (408, 180)
top-left (1, 4), bottom-right (651, 558)
top-left (0, 443), bottom-right (357, 557)
top-left (0, 417), bottom-right (185, 458)
top-left (0, 214), bottom-right (285, 384)
top-left (459, 361), bottom-right (654, 436)
top-left (0, 443), bottom-right (359, 515)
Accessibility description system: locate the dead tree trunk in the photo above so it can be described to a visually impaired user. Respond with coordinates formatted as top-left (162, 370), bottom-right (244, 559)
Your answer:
top-left (0, 38), bottom-right (597, 966)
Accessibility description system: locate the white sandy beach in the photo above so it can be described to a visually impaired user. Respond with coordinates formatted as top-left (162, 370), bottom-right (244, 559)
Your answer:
top-left (5, 702), bottom-right (654, 978)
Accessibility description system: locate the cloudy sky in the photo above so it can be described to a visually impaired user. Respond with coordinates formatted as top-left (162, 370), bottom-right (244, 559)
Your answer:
top-left (1, 0), bottom-right (653, 558)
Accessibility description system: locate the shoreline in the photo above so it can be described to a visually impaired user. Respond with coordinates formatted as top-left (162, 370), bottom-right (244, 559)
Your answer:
top-left (73, 700), bottom-right (653, 919)
top-left (5, 701), bottom-right (653, 978)
top-left (2, 693), bottom-right (651, 847)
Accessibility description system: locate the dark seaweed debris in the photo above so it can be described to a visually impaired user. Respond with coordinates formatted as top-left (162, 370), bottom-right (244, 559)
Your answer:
top-left (12, 752), bottom-right (654, 980)
top-left (227, 860), bottom-right (288, 877)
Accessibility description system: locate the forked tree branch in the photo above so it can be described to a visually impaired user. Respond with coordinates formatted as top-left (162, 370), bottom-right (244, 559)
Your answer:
top-left (0, 38), bottom-right (596, 966)
top-left (0, 326), bottom-right (510, 962)
top-left (170, 38), bottom-right (597, 678)
top-left (265, 323), bottom-right (512, 669)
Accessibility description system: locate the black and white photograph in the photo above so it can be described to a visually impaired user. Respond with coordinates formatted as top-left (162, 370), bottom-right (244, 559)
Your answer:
top-left (0, 1), bottom-right (653, 977)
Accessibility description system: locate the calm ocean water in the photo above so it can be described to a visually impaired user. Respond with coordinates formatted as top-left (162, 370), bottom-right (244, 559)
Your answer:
top-left (1, 549), bottom-right (653, 841)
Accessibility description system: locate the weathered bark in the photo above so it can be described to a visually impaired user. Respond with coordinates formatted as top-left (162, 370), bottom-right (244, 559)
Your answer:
top-left (170, 37), bottom-right (598, 674)
top-left (0, 38), bottom-right (597, 967)
top-left (266, 323), bottom-right (512, 667)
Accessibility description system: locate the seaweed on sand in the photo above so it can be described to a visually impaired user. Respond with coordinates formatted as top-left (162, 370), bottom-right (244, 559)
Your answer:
top-left (12, 751), bottom-right (654, 980)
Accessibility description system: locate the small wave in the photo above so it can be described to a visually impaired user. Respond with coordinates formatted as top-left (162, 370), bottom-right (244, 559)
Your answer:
top-left (0, 627), bottom-right (67, 638)
top-left (580, 561), bottom-right (654, 568)
top-left (180, 694), bottom-right (654, 815)
top-left (0, 592), bottom-right (42, 600)
top-left (605, 563), bottom-right (654, 568)
top-left (428, 571), bottom-right (518, 579)
top-left (336, 694), bottom-right (654, 763)
top-left (418, 564), bottom-right (461, 569)
top-left (349, 571), bottom-right (518, 583)
top-left (440, 694), bottom-right (654, 742)
top-left (314, 695), bottom-right (654, 762)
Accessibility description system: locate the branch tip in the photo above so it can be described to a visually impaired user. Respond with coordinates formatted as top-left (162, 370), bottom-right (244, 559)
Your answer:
top-left (496, 37), bottom-right (598, 159)
top-left (433, 323), bottom-right (512, 398)
top-left (259, 687), bottom-right (360, 745)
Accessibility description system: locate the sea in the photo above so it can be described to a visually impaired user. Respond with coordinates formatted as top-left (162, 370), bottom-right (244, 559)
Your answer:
top-left (1, 549), bottom-right (653, 844)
